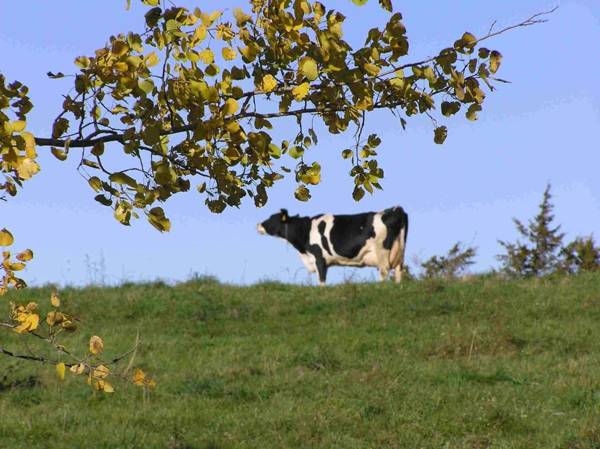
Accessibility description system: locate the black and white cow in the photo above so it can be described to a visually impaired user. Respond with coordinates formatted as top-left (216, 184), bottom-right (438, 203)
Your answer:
top-left (257, 206), bottom-right (408, 285)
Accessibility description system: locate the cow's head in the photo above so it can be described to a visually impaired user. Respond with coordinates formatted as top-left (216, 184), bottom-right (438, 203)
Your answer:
top-left (257, 209), bottom-right (290, 237)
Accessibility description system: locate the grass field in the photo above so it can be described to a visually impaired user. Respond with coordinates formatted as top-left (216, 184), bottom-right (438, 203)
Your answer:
top-left (1, 273), bottom-right (600, 448)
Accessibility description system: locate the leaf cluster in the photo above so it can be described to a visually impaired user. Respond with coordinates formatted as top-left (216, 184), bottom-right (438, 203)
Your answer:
top-left (1, 238), bottom-right (155, 395)
top-left (0, 75), bottom-right (38, 201)
top-left (23, 0), bottom-right (507, 229)
top-left (0, 228), bottom-right (32, 295)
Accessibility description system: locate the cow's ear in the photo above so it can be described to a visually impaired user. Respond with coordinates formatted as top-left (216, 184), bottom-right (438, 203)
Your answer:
top-left (280, 209), bottom-right (289, 222)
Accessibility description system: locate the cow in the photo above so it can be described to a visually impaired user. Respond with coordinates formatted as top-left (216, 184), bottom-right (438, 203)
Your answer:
top-left (257, 206), bottom-right (408, 285)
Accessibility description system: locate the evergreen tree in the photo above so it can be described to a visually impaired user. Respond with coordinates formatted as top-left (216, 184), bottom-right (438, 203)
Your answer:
top-left (497, 184), bottom-right (565, 276)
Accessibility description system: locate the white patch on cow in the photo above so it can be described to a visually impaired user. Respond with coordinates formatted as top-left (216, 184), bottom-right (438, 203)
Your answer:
top-left (309, 212), bottom-right (393, 270)
top-left (299, 252), bottom-right (317, 273)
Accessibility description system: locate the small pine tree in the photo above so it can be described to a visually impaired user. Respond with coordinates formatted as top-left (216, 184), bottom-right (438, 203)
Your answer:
top-left (559, 236), bottom-right (600, 274)
top-left (497, 184), bottom-right (565, 276)
top-left (421, 242), bottom-right (477, 279)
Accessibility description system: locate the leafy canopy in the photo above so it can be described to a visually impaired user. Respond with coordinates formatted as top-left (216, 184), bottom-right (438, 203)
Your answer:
top-left (0, 0), bottom-right (524, 231)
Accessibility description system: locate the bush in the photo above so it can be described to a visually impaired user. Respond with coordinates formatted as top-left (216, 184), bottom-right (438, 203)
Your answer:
top-left (421, 242), bottom-right (477, 279)
top-left (559, 236), bottom-right (600, 274)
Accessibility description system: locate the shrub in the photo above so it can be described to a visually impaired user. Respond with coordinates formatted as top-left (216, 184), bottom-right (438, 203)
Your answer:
top-left (421, 242), bottom-right (477, 279)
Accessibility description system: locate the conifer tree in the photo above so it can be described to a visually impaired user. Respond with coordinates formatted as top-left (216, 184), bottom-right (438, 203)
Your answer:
top-left (498, 184), bottom-right (565, 276)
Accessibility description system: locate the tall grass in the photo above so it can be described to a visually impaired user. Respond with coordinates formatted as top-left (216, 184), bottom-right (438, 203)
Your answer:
top-left (1, 273), bottom-right (600, 448)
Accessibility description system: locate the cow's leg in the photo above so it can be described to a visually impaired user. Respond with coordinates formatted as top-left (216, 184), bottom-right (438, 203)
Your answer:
top-left (394, 264), bottom-right (403, 283)
top-left (308, 245), bottom-right (328, 286)
top-left (379, 267), bottom-right (389, 282)
top-left (391, 225), bottom-right (407, 284)
top-left (317, 261), bottom-right (328, 286)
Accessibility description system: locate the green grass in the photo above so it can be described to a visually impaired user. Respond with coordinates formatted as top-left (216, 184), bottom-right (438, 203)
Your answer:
top-left (2, 273), bottom-right (600, 448)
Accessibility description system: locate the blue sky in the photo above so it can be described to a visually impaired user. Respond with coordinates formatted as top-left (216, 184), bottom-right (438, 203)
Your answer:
top-left (1, 0), bottom-right (598, 285)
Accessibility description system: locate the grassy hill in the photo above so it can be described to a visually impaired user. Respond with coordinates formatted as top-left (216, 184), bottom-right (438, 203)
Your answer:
top-left (1, 273), bottom-right (600, 449)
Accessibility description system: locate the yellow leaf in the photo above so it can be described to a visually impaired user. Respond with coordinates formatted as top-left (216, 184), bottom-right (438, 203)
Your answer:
top-left (50, 291), bottom-right (60, 307)
top-left (61, 320), bottom-right (78, 332)
top-left (199, 10), bottom-right (222, 27)
top-left (70, 363), bottom-right (86, 375)
top-left (14, 313), bottom-right (39, 334)
top-left (222, 47), bottom-right (237, 61)
top-left (292, 82), bottom-right (310, 101)
top-left (16, 157), bottom-right (40, 180)
top-left (0, 229), bottom-right (14, 246)
top-left (89, 335), bottom-right (104, 355)
top-left (259, 74), bottom-right (277, 93)
top-left (21, 131), bottom-right (36, 158)
top-left (101, 380), bottom-right (114, 393)
top-left (144, 52), bottom-right (159, 67)
top-left (299, 57), bottom-right (318, 81)
top-left (489, 50), bottom-right (502, 74)
top-left (133, 368), bottom-right (156, 388)
top-left (56, 363), bottom-right (66, 381)
top-left (46, 311), bottom-right (65, 326)
top-left (198, 49), bottom-right (214, 64)
top-left (133, 368), bottom-right (146, 386)
top-left (363, 63), bottom-right (381, 76)
top-left (16, 249), bottom-right (33, 262)
top-left (223, 98), bottom-right (239, 116)
top-left (192, 25), bottom-right (207, 44)
top-left (93, 364), bottom-right (110, 379)
top-left (233, 8), bottom-right (251, 26)
top-left (90, 378), bottom-right (114, 392)
top-left (8, 262), bottom-right (25, 271)
top-left (11, 120), bottom-right (26, 132)
top-left (74, 56), bottom-right (90, 69)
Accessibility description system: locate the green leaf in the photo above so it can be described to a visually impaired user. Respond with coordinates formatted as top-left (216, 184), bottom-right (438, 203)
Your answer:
top-left (441, 101), bottom-right (461, 117)
top-left (342, 149), bottom-right (353, 159)
top-left (294, 185), bottom-right (311, 202)
top-left (138, 79), bottom-right (155, 94)
top-left (51, 147), bottom-right (68, 161)
top-left (352, 0), bottom-right (368, 5)
top-left (88, 176), bottom-right (103, 192)
top-left (434, 126), bottom-right (448, 144)
top-left (352, 186), bottom-right (365, 201)
top-left (461, 32), bottom-right (477, 47)
top-left (223, 98), bottom-right (239, 116)
top-left (109, 172), bottom-right (137, 188)
top-left (288, 146), bottom-right (304, 159)
top-left (94, 195), bottom-right (113, 207)
top-left (52, 118), bottom-right (69, 138)
top-left (91, 142), bottom-right (105, 156)
top-left (268, 143), bottom-right (281, 159)
top-left (478, 47), bottom-right (490, 59)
